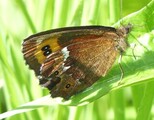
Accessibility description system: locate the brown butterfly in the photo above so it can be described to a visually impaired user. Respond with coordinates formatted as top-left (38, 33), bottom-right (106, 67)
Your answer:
top-left (22, 25), bottom-right (132, 99)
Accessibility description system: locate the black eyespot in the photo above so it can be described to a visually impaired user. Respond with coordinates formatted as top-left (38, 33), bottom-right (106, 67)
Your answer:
top-left (41, 45), bottom-right (52, 56)
top-left (65, 84), bottom-right (71, 88)
top-left (54, 71), bottom-right (59, 75)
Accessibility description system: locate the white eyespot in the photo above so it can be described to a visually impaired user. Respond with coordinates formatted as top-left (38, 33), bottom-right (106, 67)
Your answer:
top-left (63, 66), bottom-right (71, 72)
top-left (61, 47), bottom-right (70, 61)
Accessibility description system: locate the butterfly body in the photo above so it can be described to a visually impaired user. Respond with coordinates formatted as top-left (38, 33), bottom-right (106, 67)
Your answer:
top-left (22, 25), bottom-right (131, 99)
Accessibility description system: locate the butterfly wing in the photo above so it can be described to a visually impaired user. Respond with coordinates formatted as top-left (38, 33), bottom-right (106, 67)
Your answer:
top-left (22, 26), bottom-right (123, 99)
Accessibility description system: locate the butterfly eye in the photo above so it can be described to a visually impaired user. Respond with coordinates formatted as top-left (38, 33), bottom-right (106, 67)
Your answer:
top-left (41, 45), bottom-right (52, 56)
top-left (65, 84), bottom-right (71, 88)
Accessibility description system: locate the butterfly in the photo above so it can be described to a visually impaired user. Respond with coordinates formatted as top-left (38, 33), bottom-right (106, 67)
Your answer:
top-left (22, 24), bottom-right (132, 99)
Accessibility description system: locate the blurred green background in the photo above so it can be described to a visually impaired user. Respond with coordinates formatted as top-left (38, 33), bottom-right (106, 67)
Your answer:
top-left (0, 0), bottom-right (153, 120)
